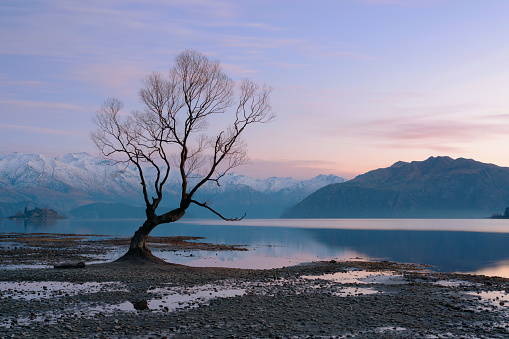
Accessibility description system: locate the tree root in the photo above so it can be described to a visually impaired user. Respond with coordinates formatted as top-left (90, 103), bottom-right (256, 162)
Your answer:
top-left (115, 247), bottom-right (169, 265)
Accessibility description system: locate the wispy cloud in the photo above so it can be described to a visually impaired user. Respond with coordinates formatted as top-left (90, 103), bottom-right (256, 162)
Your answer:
top-left (321, 50), bottom-right (377, 60)
top-left (70, 61), bottom-right (151, 94)
top-left (223, 36), bottom-right (302, 49)
top-left (221, 63), bottom-right (258, 75)
top-left (356, 0), bottom-right (442, 6)
top-left (271, 62), bottom-right (308, 69)
top-left (180, 19), bottom-right (285, 32)
top-left (483, 113), bottom-right (509, 120)
top-left (0, 99), bottom-right (87, 111)
top-left (293, 41), bottom-right (377, 61)
top-left (0, 78), bottom-right (48, 87)
top-left (358, 0), bottom-right (411, 4)
top-left (352, 113), bottom-right (509, 152)
top-left (0, 124), bottom-right (87, 136)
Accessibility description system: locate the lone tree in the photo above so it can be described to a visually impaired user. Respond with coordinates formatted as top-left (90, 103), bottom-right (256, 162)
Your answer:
top-left (91, 50), bottom-right (274, 263)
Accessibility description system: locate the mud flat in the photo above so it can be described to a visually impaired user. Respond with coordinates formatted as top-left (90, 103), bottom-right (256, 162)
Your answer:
top-left (1, 233), bottom-right (509, 338)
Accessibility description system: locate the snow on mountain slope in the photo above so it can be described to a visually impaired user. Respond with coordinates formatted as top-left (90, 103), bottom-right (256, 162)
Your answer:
top-left (0, 152), bottom-right (343, 194)
top-left (208, 172), bottom-right (344, 195)
top-left (0, 152), bottom-right (139, 194)
top-left (0, 152), bottom-right (344, 217)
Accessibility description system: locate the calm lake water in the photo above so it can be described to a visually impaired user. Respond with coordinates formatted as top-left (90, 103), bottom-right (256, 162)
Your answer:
top-left (2, 218), bottom-right (509, 277)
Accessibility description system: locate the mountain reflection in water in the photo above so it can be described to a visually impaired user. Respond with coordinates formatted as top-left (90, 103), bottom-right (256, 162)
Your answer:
top-left (2, 218), bottom-right (509, 276)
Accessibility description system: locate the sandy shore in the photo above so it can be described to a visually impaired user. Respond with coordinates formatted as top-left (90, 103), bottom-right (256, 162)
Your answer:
top-left (1, 233), bottom-right (509, 338)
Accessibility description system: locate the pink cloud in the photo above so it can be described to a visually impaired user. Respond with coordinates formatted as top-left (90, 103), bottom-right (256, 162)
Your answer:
top-left (71, 61), bottom-right (151, 97)
top-left (352, 114), bottom-right (509, 152)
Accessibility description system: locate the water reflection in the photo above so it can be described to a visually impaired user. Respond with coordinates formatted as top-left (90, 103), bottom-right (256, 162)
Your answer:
top-left (466, 260), bottom-right (509, 277)
top-left (2, 218), bottom-right (509, 275)
top-left (0, 218), bottom-right (146, 235)
top-left (152, 248), bottom-right (366, 269)
top-left (301, 228), bottom-right (509, 274)
top-left (9, 218), bottom-right (60, 231)
top-left (302, 270), bottom-right (407, 285)
top-left (180, 218), bottom-right (509, 233)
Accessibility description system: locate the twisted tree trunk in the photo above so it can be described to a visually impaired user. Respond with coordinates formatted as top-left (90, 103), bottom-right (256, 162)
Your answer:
top-left (116, 209), bottom-right (185, 264)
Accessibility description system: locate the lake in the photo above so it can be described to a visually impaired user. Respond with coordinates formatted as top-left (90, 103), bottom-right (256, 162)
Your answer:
top-left (2, 218), bottom-right (509, 277)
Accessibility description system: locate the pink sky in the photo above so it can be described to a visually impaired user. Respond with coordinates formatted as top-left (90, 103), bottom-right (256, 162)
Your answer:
top-left (2, 0), bottom-right (509, 179)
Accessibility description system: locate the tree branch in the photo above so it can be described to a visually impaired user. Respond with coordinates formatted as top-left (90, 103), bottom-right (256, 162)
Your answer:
top-left (190, 200), bottom-right (245, 221)
top-left (92, 49), bottom-right (273, 225)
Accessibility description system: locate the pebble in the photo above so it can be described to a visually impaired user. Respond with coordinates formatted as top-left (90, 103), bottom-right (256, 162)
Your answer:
top-left (1, 241), bottom-right (509, 338)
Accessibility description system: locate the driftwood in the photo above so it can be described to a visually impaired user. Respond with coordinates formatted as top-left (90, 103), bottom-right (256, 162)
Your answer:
top-left (53, 261), bottom-right (86, 269)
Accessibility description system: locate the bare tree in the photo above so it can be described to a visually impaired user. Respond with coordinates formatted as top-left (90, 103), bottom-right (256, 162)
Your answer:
top-left (91, 50), bottom-right (274, 263)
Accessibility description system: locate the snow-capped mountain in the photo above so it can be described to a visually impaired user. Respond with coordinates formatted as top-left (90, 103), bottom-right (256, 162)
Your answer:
top-left (207, 172), bottom-right (342, 194)
top-left (0, 152), bottom-right (140, 193)
top-left (0, 152), bottom-right (344, 218)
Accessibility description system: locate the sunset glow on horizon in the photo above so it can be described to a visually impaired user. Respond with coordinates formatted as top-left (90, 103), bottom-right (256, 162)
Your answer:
top-left (2, 0), bottom-right (509, 179)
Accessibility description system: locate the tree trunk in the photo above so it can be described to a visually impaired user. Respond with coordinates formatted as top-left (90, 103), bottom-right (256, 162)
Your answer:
top-left (115, 210), bottom-right (185, 264)
top-left (116, 219), bottom-right (167, 264)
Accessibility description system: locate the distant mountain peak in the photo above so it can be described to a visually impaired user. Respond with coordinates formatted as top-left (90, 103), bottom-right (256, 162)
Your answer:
top-left (391, 161), bottom-right (408, 168)
top-left (422, 155), bottom-right (454, 164)
top-left (55, 152), bottom-right (92, 162)
top-left (283, 156), bottom-right (509, 219)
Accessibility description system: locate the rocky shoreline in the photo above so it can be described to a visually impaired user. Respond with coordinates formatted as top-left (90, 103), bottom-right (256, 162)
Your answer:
top-left (1, 233), bottom-right (509, 338)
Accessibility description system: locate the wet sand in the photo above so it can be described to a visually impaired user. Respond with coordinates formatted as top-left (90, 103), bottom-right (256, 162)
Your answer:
top-left (1, 233), bottom-right (509, 338)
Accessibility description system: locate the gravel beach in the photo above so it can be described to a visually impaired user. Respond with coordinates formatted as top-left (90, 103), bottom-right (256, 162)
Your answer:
top-left (1, 233), bottom-right (509, 338)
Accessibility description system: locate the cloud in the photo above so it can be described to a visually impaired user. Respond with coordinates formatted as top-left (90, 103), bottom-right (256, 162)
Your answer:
top-left (222, 36), bottom-right (302, 49)
top-left (321, 50), bottom-right (377, 60)
top-left (356, 0), bottom-right (442, 6)
top-left (293, 41), bottom-right (377, 61)
top-left (0, 78), bottom-right (48, 87)
top-left (1, 2), bottom-right (190, 59)
top-left (180, 19), bottom-right (285, 32)
top-left (0, 99), bottom-right (87, 111)
top-left (271, 62), bottom-right (307, 69)
top-left (221, 63), bottom-right (258, 76)
top-left (358, 0), bottom-right (410, 4)
top-left (361, 91), bottom-right (434, 103)
top-left (352, 113), bottom-right (509, 152)
top-left (483, 113), bottom-right (509, 120)
top-left (273, 88), bottom-right (435, 126)
top-left (70, 61), bottom-right (151, 95)
top-left (0, 124), bottom-right (87, 136)
top-left (149, 0), bottom-right (238, 20)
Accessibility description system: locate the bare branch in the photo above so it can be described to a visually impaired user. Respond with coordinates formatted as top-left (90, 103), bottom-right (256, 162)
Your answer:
top-left (187, 78), bottom-right (274, 199)
top-left (190, 200), bottom-right (246, 221)
top-left (91, 49), bottom-right (274, 224)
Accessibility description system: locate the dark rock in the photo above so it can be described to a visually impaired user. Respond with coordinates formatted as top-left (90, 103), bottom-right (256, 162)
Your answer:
top-left (132, 300), bottom-right (149, 310)
top-left (54, 262), bottom-right (86, 269)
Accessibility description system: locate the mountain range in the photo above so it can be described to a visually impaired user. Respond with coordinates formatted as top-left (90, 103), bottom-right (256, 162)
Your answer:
top-left (282, 156), bottom-right (509, 218)
top-left (0, 152), bottom-right (344, 219)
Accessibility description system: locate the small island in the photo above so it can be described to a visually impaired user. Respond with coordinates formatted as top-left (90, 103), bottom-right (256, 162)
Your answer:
top-left (8, 207), bottom-right (66, 220)
top-left (490, 207), bottom-right (509, 219)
